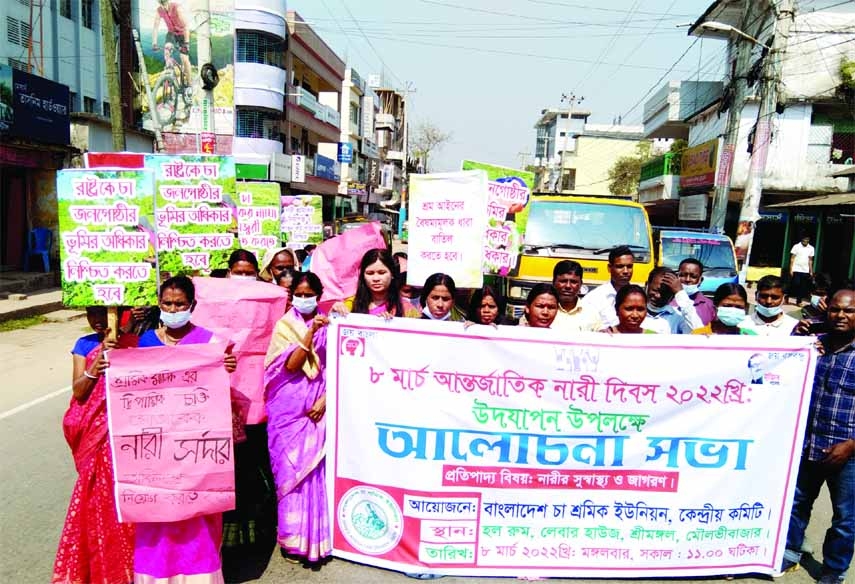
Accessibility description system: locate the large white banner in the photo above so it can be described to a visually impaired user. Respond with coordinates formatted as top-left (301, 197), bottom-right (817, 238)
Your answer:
top-left (407, 171), bottom-right (487, 289)
top-left (326, 316), bottom-right (817, 578)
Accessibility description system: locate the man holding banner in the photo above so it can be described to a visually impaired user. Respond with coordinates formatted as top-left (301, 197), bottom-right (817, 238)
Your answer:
top-left (782, 288), bottom-right (855, 584)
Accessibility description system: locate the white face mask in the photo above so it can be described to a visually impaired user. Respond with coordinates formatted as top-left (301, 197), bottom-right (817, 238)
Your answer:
top-left (160, 309), bottom-right (192, 329)
top-left (683, 284), bottom-right (700, 296)
top-left (292, 295), bottom-right (318, 315)
top-left (755, 303), bottom-right (783, 318)
top-left (422, 304), bottom-right (450, 321)
top-left (230, 274), bottom-right (257, 281)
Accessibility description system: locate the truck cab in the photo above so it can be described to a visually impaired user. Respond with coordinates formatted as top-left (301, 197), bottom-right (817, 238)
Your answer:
top-left (656, 230), bottom-right (738, 294)
top-left (505, 194), bottom-right (654, 318)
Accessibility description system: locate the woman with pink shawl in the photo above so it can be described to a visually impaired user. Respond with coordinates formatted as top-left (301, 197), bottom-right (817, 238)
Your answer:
top-left (264, 271), bottom-right (332, 562)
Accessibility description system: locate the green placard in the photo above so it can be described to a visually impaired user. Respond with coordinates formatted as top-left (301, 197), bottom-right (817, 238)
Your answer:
top-left (236, 181), bottom-right (281, 259)
top-left (280, 195), bottom-right (323, 247)
top-left (236, 163), bottom-right (268, 180)
top-left (57, 169), bottom-right (158, 306)
top-left (147, 154), bottom-right (237, 276)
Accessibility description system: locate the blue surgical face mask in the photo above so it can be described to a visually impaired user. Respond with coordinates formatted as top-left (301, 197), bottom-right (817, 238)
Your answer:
top-left (647, 302), bottom-right (666, 315)
top-left (717, 306), bottom-right (746, 327)
top-left (810, 295), bottom-right (823, 308)
top-left (292, 296), bottom-right (318, 315)
top-left (683, 284), bottom-right (700, 296)
top-left (160, 309), bottom-right (192, 329)
top-left (755, 303), bottom-right (783, 318)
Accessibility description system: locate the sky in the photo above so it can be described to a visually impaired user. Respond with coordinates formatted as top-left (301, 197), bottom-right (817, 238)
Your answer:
top-left (288, 0), bottom-right (727, 172)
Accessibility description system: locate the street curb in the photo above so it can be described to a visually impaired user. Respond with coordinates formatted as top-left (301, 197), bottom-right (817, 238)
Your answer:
top-left (0, 300), bottom-right (66, 323)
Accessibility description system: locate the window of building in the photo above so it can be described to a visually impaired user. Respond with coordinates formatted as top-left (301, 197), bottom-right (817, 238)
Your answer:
top-left (235, 30), bottom-right (285, 69)
top-left (560, 113), bottom-right (569, 119)
top-left (82, 0), bottom-right (95, 29)
top-left (561, 169), bottom-right (576, 191)
top-left (6, 17), bottom-right (31, 47)
top-left (236, 107), bottom-right (282, 141)
top-left (59, 0), bottom-right (73, 19)
top-left (83, 96), bottom-right (96, 113)
top-left (8, 58), bottom-right (29, 72)
top-left (69, 92), bottom-right (78, 112)
top-left (103, 101), bottom-right (111, 118)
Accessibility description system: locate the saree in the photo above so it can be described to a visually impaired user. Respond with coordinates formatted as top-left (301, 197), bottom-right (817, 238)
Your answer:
top-left (263, 308), bottom-right (331, 561)
top-left (133, 326), bottom-right (225, 584)
top-left (53, 336), bottom-right (137, 584)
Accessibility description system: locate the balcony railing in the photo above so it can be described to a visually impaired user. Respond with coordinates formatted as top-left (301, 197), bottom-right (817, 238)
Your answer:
top-left (294, 87), bottom-right (341, 129)
top-left (639, 153), bottom-right (675, 182)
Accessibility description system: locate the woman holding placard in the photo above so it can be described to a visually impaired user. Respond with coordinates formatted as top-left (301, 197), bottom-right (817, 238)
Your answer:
top-left (264, 272), bottom-right (332, 563)
top-left (53, 307), bottom-right (137, 584)
top-left (134, 276), bottom-right (237, 584)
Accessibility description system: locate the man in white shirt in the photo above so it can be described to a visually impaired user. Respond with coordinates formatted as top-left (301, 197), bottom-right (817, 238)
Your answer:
top-left (642, 267), bottom-right (705, 334)
top-left (580, 246), bottom-right (634, 328)
top-left (787, 235), bottom-right (814, 306)
top-left (740, 275), bottom-right (799, 336)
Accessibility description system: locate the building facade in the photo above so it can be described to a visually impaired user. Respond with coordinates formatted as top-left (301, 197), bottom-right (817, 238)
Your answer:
top-left (555, 124), bottom-right (646, 197)
top-left (533, 107), bottom-right (589, 191)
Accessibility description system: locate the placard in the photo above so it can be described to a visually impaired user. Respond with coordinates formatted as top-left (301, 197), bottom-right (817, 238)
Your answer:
top-left (327, 317), bottom-right (816, 578)
top-left (407, 171), bottom-right (487, 288)
top-left (106, 341), bottom-right (235, 523)
top-left (57, 169), bottom-right (158, 306)
top-left (280, 194), bottom-right (323, 248)
top-left (235, 182), bottom-right (281, 259)
top-left (148, 154), bottom-right (237, 276)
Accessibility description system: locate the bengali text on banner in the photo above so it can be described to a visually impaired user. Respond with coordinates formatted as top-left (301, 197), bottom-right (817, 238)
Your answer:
top-left (326, 316), bottom-right (816, 578)
top-left (106, 341), bottom-right (235, 523)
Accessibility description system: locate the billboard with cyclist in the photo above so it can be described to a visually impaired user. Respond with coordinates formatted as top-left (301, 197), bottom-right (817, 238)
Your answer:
top-left (136, 0), bottom-right (234, 137)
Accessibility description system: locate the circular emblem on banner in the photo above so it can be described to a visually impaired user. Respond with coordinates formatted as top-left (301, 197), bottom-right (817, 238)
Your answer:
top-left (338, 486), bottom-right (403, 555)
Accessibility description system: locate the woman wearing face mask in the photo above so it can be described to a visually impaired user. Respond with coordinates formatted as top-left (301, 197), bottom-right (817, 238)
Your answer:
top-left (264, 272), bottom-right (332, 564)
top-left (692, 283), bottom-right (757, 335)
top-left (135, 276), bottom-right (237, 584)
top-left (259, 247), bottom-right (299, 282)
top-left (330, 249), bottom-right (420, 318)
top-left (519, 284), bottom-right (559, 328)
top-left (227, 248), bottom-right (260, 280)
top-left (420, 273), bottom-right (466, 322)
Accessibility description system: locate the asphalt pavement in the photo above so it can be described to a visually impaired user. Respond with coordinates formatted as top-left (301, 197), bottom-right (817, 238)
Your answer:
top-left (0, 319), bottom-right (844, 583)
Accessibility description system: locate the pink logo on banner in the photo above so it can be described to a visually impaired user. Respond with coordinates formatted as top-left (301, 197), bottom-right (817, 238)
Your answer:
top-left (191, 277), bottom-right (288, 425)
top-left (106, 342), bottom-right (235, 523)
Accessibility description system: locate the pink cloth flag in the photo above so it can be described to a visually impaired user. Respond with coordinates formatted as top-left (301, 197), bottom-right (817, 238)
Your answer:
top-left (310, 221), bottom-right (387, 304)
top-left (191, 277), bottom-right (288, 424)
top-left (106, 341), bottom-right (235, 523)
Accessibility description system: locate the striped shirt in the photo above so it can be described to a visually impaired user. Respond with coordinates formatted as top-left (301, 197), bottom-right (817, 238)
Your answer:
top-left (803, 336), bottom-right (855, 461)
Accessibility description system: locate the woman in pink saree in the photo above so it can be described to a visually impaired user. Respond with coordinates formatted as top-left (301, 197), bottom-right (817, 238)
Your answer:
top-left (53, 307), bottom-right (136, 584)
top-left (134, 276), bottom-right (236, 584)
top-left (330, 248), bottom-right (420, 319)
top-left (264, 271), bottom-right (331, 563)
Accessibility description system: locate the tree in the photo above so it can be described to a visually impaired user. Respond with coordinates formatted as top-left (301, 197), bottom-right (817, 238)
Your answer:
top-left (607, 141), bottom-right (653, 196)
top-left (411, 122), bottom-right (452, 173)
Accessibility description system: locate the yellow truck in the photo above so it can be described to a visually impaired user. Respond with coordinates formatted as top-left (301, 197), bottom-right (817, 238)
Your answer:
top-left (504, 194), bottom-right (654, 318)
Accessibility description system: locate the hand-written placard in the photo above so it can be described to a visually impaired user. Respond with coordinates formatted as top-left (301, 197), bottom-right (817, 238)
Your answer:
top-left (234, 182), bottom-right (281, 260)
top-left (327, 316), bottom-right (817, 578)
top-left (148, 154), bottom-right (237, 276)
top-left (106, 341), bottom-right (235, 523)
top-left (57, 169), bottom-right (158, 307)
top-left (407, 171), bottom-right (487, 288)
top-left (190, 277), bottom-right (287, 424)
top-left (461, 160), bottom-right (533, 275)
top-left (281, 194), bottom-right (323, 248)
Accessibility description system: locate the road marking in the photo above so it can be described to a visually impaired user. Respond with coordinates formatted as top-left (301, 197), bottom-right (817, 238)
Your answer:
top-left (0, 385), bottom-right (71, 420)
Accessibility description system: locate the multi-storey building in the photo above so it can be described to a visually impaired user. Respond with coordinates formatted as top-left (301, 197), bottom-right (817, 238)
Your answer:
top-left (533, 107), bottom-right (589, 191)
top-left (284, 11), bottom-right (346, 219)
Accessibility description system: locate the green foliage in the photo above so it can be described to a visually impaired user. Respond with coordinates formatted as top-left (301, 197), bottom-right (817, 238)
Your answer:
top-left (607, 141), bottom-right (654, 196)
top-left (0, 315), bottom-right (46, 333)
top-left (840, 57), bottom-right (855, 90)
top-left (669, 139), bottom-right (689, 175)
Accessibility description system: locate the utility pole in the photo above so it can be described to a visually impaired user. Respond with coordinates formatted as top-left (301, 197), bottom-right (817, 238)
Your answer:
top-left (737, 0), bottom-right (794, 280)
top-left (557, 92), bottom-right (584, 193)
top-left (517, 150), bottom-right (532, 169)
top-left (100, 0), bottom-right (125, 151)
top-left (399, 81), bottom-right (415, 237)
top-left (708, 2), bottom-right (759, 233)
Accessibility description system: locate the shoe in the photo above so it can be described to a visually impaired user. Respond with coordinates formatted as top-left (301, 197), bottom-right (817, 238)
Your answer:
top-left (780, 558), bottom-right (800, 574)
top-left (816, 574), bottom-right (845, 584)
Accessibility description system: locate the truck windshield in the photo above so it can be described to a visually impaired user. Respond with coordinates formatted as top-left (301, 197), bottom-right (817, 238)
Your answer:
top-left (524, 201), bottom-right (650, 254)
top-left (661, 236), bottom-right (736, 271)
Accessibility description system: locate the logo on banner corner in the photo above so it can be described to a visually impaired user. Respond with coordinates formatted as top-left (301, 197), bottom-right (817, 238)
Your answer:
top-left (338, 486), bottom-right (403, 555)
top-left (340, 336), bottom-right (366, 357)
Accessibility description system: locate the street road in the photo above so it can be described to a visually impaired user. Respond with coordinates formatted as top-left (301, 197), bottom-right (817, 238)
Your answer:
top-left (0, 319), bottom-right (842, 583)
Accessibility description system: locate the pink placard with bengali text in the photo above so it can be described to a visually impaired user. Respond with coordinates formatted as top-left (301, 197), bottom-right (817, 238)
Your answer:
top-left (191, 277), bottom-right (288, 424)
top-left (106, 342), bottom-right (235, 523)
